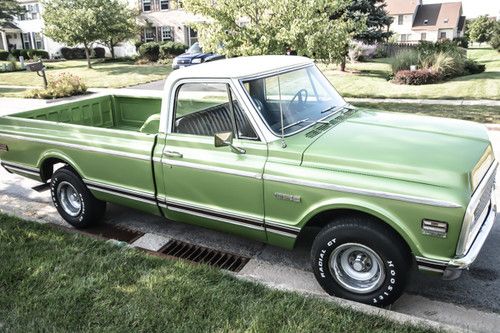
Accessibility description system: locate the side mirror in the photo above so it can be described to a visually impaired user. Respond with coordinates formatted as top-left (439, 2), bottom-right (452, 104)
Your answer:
top-left (214, 132), bottom-right (246, 154)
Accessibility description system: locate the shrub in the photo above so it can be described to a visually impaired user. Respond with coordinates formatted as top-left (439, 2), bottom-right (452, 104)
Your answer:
top-left (0, 50), bottom-right (9, 61)
top-left (429, 51), bottom-right (465, 78)
top-left (93, 47), bottom-right (106, 58)
top-left (10, 49), bottom-right (29, 60)
top-left (159, 41), bottom-right (187, 59)
top-left (390, 50), bottom-right (420, 73)
top-left (464, 59), bottom-right (486, 74)
top-left (60, 47), bottom-right (86, 60)
top-left (139, 42), bottom-right (160, 62)
top-left (453, 36), bottom-right (469, 48)
top-left (491, 22), bottom-right (500, 51)
top-left (25, 73), bottom-right (87, 99)
top-left (373, 46), bottom-right (388, 58)
top-left (393, 69), bottom-right (440, 85)
top-left (27, 49), bottom-right (49, 59)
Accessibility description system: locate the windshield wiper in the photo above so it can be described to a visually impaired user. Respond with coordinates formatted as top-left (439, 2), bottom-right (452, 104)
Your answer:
top-left (282, 118), bottom-right (310, 131)
top-left (321, 105), bottom-right (341, 114)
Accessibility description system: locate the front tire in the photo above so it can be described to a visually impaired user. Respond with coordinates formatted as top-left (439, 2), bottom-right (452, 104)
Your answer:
top-left (311, 216), bottom-right (410, 307)
top-left (50, 166), bottom-right (106, 228)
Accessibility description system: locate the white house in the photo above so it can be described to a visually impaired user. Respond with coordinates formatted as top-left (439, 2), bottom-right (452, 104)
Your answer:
top-left (385, 0), bottom-right (466, 42)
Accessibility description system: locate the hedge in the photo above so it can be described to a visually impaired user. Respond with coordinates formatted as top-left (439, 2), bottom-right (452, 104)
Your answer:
top-left (138, 42), bottom-right (160, 62)
top-left (393, 69), bottom-right (440, 85)
top-left (160, 42), bottom-right (186, 58)
top-left (0, 50), bottom-right (9, 61)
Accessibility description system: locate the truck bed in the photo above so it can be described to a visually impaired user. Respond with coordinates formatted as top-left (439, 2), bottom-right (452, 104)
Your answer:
top-left (11, 94), bottom-right (162, 134)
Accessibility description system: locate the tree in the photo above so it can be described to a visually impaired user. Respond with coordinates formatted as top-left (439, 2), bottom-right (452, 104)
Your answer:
top-left (468, 15), bottom-right (495, 45)
top-left (183, 0), bottom-right (363, 66)
top-left (100, 1), bottom-right (138, 59)
top-left (334, 0), bottom-right (393, 71)
top-left (42, 0), bottom-right (136, 68)
top-left (490, 21), bottom-right (500, 51)
top-left (0, 0), bottom-right (24, 24)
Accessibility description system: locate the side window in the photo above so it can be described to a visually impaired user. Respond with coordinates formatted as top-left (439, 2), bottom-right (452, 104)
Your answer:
top-left (174, 82), bottom-right (258, 140)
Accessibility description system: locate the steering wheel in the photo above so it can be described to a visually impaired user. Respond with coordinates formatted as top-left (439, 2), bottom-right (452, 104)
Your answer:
top-left (289, 89), bottom-right (308, 108)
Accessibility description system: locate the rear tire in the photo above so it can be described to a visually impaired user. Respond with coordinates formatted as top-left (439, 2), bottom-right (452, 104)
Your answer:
top-left (50, 166), bottom-right (106, 228)
top-left (311, 216), bottom-right (410, 307)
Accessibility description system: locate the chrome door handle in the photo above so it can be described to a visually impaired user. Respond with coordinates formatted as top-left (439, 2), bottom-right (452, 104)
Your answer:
top-left (163, 151), bottom-right (183, 158)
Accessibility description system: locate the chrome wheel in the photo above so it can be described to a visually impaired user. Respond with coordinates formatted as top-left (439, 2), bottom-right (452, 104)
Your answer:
top-left (329, 243), bottom-right (385, 294)
top-left (57, 181), bottom-right (82, 217)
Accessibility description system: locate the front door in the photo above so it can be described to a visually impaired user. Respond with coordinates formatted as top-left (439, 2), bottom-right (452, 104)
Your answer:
top-left (159, 81), bottom-right (267, 241)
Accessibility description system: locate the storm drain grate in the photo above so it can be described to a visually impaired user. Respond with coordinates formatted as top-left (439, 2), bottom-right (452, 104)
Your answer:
top-left (83, 223), bottom-right (145, 243)
top-left (159, 240), bottom-right (250, 272)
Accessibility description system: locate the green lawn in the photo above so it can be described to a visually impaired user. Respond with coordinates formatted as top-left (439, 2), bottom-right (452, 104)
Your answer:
top-left (0, 87), bottom-right (28, 98)
top-left (0, 214), bottom-right (434, 333)
top-left (0, 59), bottom-right (172, 89)
top-left (352, 103), bottom-right (500, 124)
top-left (322, 47), bottom-right (500, 100)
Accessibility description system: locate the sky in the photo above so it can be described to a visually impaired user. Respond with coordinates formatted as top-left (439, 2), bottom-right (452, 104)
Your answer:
top-left (422, 0), bottom-right (500, 18)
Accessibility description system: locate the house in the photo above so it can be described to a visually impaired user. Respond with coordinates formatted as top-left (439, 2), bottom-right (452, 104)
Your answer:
top-left (385, 0), bottom-right (466, 42)
top-left (0, 0), bottom-right (65, 57)
top-left (133, 0), bottom-right (204, 46)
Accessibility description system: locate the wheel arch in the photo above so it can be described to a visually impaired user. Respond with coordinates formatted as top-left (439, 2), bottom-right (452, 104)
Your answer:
top-left (297, 201), bottom-right (420, 258)
top-left (37, 150), bottom-right (85, 182)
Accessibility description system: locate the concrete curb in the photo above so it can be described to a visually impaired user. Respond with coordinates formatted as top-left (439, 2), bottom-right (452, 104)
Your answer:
top-left (237, 275), bottom-right (463, 333)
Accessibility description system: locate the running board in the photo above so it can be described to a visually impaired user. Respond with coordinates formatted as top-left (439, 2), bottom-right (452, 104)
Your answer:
top-left (32, 182), bottom-right (51, 193)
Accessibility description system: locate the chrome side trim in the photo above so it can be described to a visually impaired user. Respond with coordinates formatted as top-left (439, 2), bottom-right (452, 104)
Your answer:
top-left (83, 179), bottom-right (156, 200)
top-left (167, 205), bottom-right (265, 231)
top-left (265, 220), bottom-right (300, 238)
top-left (162, 159), bottom-right (263, 179)
top-left (0, 132), bottom-right (151, 161)
top-left (86, 185), bottom-right (157, 205)
top-left (1, 161), bottom-right (40, 177)
top-left (263, 174), bottom-right (462, 208)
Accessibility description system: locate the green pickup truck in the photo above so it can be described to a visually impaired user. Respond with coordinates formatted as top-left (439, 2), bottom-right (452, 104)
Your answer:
top-left (0, 56), bottom-right (496, 306)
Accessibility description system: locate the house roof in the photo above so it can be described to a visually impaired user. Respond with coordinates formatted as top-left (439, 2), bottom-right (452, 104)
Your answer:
top-left (457, 15), bottom-right (466, 31)
top-left (0, 21), bottom-right (21, 31)
top-left (413, 2), bottom-right (463, 31)
top-left (384, 0), bottom-right (421, 15)
top-left (137, 9), bottom-right (205, 27)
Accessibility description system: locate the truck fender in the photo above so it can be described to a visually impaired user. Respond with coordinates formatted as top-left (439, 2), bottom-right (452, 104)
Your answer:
top-left (37, 150), bottom-right (86, 182)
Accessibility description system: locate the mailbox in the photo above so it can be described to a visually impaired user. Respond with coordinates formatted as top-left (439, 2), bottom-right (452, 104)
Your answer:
top-left (25, 61), bottom-right (45, 72)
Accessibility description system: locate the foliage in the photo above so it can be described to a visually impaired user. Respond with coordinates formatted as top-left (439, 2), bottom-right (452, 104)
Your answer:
top-left (138, 42), bottom-right (160, 62)
top-left (27, 49), bottom-right (49, 59)
top-left (10, 49), bottom-right (28, 59)
top-left (468, 15), bottom-right (496, 44)
top-left (60, 47), bottom-right (86, 60)
top-left (0, 0), bottom-right (24, 23)
top-left (348, 41), bottom-right (377, 62)
top-left (453, 36), bottom-right (469, 48)
top-left (25, 73), bottom-right (87, 99)
top-left (159, 42), bottom-right (187, 58)
top-left (490, 21), bottom-right (500, 51)
top-left (0, 50), bottom-right (9, 61)
top-left (344, 0), bottom-right (393, 44)
top-left (393, 69), bottom-right (440, 85)
top-left (390, 50), bottom-right (420, 73)
top-left (100, 0), bottom-right (138, 59)
top-left (183, 0), bottom-right (362, 65)
top-left (429, 52), bottom-right (464, 78)
top-left (464, 58), bottom-right (485, 74)
top-left (93, 47), bottom-right (106, 58)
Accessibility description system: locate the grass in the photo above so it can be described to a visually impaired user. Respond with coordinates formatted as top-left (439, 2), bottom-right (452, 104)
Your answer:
top-left (0, 87), bottom-right (28, 98)
top-left (322, 47), bottom-right (500, 100)
top-left (352, 102), bottom-right (500, 124)
top-left (0, 214), bottom-right (435, 333)
top-left (0, 59), bottom-right (172, 89)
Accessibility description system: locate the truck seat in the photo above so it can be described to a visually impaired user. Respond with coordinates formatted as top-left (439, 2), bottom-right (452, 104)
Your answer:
top-left (139, 113), bottom-right (161, 134)
top-left (175, 102), bottom-right (255, 138)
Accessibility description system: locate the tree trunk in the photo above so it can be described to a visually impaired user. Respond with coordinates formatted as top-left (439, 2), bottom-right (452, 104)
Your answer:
top-left (110, 43), bottom-right (115, 59)
top-left (340, 57), bottom-right (346, 72)
top-left (84, 44), bottom-right (92, 69)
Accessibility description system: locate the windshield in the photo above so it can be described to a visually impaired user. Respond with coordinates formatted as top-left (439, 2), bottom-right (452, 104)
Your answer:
top-left (186, 42), bottom-right (202, 54)
top-left (242, 65), bottom-right (346, 136)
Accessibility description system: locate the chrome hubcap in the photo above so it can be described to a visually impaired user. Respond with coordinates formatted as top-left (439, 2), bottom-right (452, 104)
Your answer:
top-left (57, 181), bottom-right (82, 217)
top-left (329, 243), bottom-right (385, 294)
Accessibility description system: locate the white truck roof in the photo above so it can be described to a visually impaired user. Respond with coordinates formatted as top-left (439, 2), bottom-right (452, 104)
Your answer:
top-left (167, 55), bottom-right (313, 81)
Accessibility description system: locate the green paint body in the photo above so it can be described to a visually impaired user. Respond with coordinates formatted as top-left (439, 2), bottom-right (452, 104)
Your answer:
top-left (0, 92), bottom-right (492, 266)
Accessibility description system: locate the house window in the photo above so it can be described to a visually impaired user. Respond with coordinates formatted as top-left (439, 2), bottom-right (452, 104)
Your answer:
top-left (400, 34), bottom-right (407, 42)
top-left (31, 4), bottom-right (40, 20)
top-left (421, 33), bottom-right (426, 41)
top-left (444, 18), bottom-right (448, 23)
top-left (143, 0), bottom-right (151, 12)
top-left (424, 19), bottom-right (428, 25)
top-left (22, 33), bottom-right (31, 49)
top-left (144, 27), bottom-right (155, 42)
top-left (188, 27), bottom-right (198, 46)
top-left (34, 32), bottom-right (43, 49)
top-left (440, 31), bottom-right (447, 39)
top-left (161, 26), bottom-right (173, 41)
top-left (160, 0), bottom-right (169, 10)
top-left (398, 15), bottom-right (403, 25)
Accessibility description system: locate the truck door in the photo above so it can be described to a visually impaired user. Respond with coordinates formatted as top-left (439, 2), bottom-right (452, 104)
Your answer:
top-left (157, 80), bottom-right (267, 241)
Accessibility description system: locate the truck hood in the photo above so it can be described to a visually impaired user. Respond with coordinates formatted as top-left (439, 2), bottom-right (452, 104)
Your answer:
top-left (301, 109), bottom-right (491, 190)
